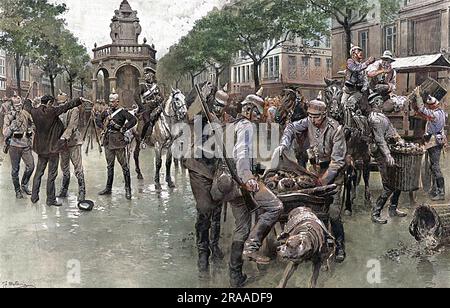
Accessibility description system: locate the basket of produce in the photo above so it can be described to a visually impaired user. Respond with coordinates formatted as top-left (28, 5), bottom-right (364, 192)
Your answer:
top-left (387, 142), bottom-right (425, 192)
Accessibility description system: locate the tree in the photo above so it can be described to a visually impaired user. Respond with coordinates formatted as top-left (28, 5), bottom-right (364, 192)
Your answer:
top-left (60, 30), bottom-right (91, 98)
top-left (0, 0), bottom-right (66, 95)
top-left (219, 0), bottom-right (328, 90)
top-left (309, 0), bottom-right (401, 55)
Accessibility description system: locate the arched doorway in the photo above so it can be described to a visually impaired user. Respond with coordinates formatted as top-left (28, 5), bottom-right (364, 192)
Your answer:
top-left (116, 65), bottom-right (140, 108)
top-left (96, 69), bottom-right (110, 102)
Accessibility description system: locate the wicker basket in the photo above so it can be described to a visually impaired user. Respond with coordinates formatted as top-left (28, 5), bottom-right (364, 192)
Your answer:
top-left (387, 151), bottom-right (424, 192)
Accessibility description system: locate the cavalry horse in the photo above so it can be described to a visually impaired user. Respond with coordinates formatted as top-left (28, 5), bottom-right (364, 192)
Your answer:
top-left (148, 89), bottom-right (187, 190)
top-left (323, 78), bottom-right (373, 207)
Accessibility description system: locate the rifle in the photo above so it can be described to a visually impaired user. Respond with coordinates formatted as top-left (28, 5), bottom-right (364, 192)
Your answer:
top-left (3, 84), bottom-right (34, 154)
top-left (194, 84), bottom-right (260, 211)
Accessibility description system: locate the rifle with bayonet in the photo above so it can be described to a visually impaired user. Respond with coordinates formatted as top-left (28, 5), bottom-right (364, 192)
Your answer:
top-left (194, 84), bottom-right (260, 211)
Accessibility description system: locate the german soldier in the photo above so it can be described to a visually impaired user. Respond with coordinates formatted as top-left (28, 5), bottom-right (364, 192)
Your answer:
top-left (3, 96), bottom-right (35, 199)
top-left (368, 93), bottom-right (407, 224)
top-left (228, 94), bottom-right (283, 288)
top-left (56, 91), bottom-right (87, 202)
top-left (184, 89), bottom-right (230, 274)
top-left (276, 99), bottom-right (348, 263)
top-left (134, 67), bottom-right (163, 141)
top-left (98, 91), bottom-right (137, 200)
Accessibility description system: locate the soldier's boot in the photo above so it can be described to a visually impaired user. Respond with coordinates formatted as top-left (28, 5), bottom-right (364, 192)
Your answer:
top-left (58, 176), bottom-right (70, 198)
top-left (210, 218), bottom-right (224, 262)
top-left (124, 170), bottom-right (132, 200)
top-left (388, 205), bottom-right (407, 218)
top-left (429, 177), bottom-right (438, 198)
top-left (229, 241), bottom-right (248, 288)
top-left (331, 220), bottom-right (346, 263)
top-left (243, 223), bottom-right (272, 265)
top-left (371, 197), bottom-right (388, 224)
top-left (431, 178), bottom-right (446, 201)
top-left (335, 241), bottom-right (346, 263)
top-left (77, 175), bottom-right (86, 202)
top-left (196, 228), bottom-right (210, 273)
top-left (98, 170), bottom-right (114, 196)
top-left (13, 178), bottom-right (24, 199)
top-left (21, 170), bottom-right (33, 196)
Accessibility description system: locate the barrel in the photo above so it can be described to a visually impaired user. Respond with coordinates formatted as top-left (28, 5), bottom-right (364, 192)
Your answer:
top-left (387, 151), bottom-right (424, 192)
top-left (409, 204), bottom-right (450, 248)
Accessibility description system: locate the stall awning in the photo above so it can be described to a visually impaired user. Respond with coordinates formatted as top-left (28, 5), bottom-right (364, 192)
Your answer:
top-left (392, 54), bottom-right (450, 73)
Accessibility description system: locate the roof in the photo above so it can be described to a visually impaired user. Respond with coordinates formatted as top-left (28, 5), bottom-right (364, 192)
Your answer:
top-left (392, 54), bottom-right (450, 73)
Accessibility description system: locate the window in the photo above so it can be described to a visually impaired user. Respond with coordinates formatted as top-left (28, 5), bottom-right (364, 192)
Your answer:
top-left (233, 67), bottom-right (238, 83)
top-left (326, 59), bottom-right (332, 71)
top-left (263, 59), bottom-right (269, 79)
top-left (324, 37), bottom-right (331, 48)
top-left (274, 56), bottom-right (280, 79)
top-left (302, 56), bottom-right (310, 68)
top-left (269, 57), bottom-right (274, 78)
top-left (314, 58), bottom-right (322, 67)
top-left (358, 31), bottom-right (368, 55)
top-left (0, 57), bottom-right (5, 76)
top-left (313, 39), bottom-right (320, 48)
top-left (246, 65), bottom-right (250, 82)
top-left (0, 79), bottom-right (5, 91)
top-left (237, 67), bottom-right (241, 83)
top-left (288, 56), bottom-right (297, 80)
top-left (384, 25), bottom-right (397, 55)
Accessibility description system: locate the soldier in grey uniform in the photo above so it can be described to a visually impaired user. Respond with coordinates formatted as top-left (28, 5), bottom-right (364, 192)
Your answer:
top-left (342, 45), bottom-right (375, 124)
top-left (368, 93), bottom-right (407, 224)
top-left (3, 96), bottom-right (35, 199)
top-left (413, 88), bottom-right (447, 201)
top-left (56, 92), bottom-right (86, 202)
top-left (183, 89), bottom-right (230, 274)
top-left (228, 94), bottom-right (283, 288)
top-left (98, 92), bottom-right (137, 200)
top-left (276, 99), bottom-right (348, 262)
top-left (134, 67), bottom-right (163, 140)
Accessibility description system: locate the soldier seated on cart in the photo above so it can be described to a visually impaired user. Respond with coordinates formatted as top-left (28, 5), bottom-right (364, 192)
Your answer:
top-left (275, 99), bottom-right (347, 263)
top-left (368, 93), bottom-right (408, 224)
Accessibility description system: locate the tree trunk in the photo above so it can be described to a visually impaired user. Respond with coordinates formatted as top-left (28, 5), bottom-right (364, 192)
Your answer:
top-left (345, 24), bottom-right (352, 58)
top-left (15, 54), bottom-right (22, 97)
top-left (253, 61), bottom-right (261, 92)
top-left (190, 73), bottom-right (195, 89)
top-left (80, 80), bottom-right (85, 97)
top-left (50, 75), bottom-right (55, 97)
top-left (69, 79), bottom-right (73, 99)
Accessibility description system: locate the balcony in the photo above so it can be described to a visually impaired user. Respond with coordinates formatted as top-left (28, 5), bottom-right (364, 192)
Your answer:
top-left (92, 44), bottom-right (156, 62)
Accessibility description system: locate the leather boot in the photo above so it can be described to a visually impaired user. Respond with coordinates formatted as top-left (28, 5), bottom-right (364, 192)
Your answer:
top-left (13, 178), bottom-right (24, 199)
top-left (372, 197), bottom-right (388, 224)
top-left (431, 178), bottom-right (445, 201)
top-left (98, 169), bottom-right (113, 195)
top-left (124, 170), bottom-right (132, 200)
top-left (58, 176), bottom-right (70, 198)
top-left (243, 223), bottom-right (272, 265)
top-left (229, 241), bottom-right (248, 288)
top-left (196, 227), bottom-right (210, 273)
top-left (389, 205), bottom-right (407, 218)
top-left (331, 220), bottom-right (346, 263)
top-left (429, 177), bottom-right (438, 198)
top-left (335, 241), bottom-right (346, 263)
top-left (210, 211), bottom-right (224, 262)
top-left (21, 171), bottom-right (33, 196)
top-left (77, 175), bottom-right (86, 202)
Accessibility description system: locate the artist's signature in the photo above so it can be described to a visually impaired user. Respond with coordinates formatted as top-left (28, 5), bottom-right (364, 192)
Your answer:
top-left (1, 281), bottom-right (36, 288)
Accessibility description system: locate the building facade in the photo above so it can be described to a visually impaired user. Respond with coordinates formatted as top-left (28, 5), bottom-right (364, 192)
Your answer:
top-left (332, 0), bottom-right (450, 94)
top-left (0, 50), bottom-right (6, 98)
top-left (230, 35), bottom-right (332, 100)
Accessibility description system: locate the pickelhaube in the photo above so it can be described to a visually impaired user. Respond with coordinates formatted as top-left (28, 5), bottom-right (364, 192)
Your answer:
top-left (307, 99), bottom-right (327, 115)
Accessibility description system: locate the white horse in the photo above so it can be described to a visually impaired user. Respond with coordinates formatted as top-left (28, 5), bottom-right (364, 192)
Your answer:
top-left (149, 89), bottom-right (187, 190)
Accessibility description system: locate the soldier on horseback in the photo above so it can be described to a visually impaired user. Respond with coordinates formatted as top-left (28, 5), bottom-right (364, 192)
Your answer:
top-left (342, 45), bottom-right (375, 124)
top-left (134, 67), bottom-right (164, 140)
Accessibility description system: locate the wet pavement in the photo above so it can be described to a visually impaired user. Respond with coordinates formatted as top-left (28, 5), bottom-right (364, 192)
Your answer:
top-left (1, 147), bottom-right (450, 288)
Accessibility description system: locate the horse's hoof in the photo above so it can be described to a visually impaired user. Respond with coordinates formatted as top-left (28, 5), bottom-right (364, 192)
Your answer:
top-left (137, 174), bottom-right (144, 180)
top-left (155, 183), bottom-right (162, 190)
top-left (167, 181), bottom-right (176, 189)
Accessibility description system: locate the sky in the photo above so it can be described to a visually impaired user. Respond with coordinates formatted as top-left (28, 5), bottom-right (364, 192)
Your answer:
top-left (52, 0), bottom-right (230, 59)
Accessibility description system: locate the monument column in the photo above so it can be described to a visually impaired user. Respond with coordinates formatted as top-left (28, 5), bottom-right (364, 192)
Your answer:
top-left (92, 78), bottom-right (98, 102)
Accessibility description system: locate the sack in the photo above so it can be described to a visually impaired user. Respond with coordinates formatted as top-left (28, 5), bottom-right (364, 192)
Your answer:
top-left (210, 165), bottom-right (241, 203)
top-left (424, 135), bottom-right (438, 150)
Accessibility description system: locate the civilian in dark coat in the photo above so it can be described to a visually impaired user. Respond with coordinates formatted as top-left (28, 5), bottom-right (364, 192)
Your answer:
top-left (24, 95), bottom-right (83, 206)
